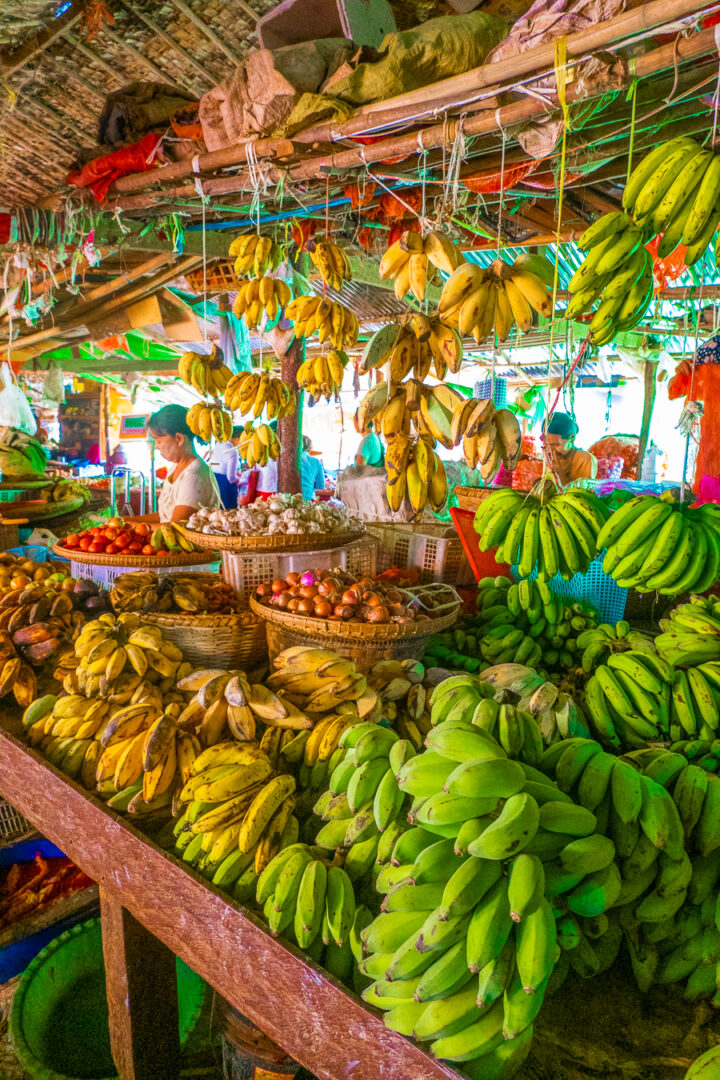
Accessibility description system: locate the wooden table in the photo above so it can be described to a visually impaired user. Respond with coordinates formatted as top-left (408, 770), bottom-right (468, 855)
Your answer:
top-left (0, 724), bottom-right (459, 1080)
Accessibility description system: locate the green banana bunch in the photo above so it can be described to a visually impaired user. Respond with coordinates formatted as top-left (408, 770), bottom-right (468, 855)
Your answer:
top-left (656, 594), bottom-right (720, 668)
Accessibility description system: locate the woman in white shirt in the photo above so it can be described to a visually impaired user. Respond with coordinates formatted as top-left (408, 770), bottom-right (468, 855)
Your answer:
top-left (149, 405), bottom-right (222, 522)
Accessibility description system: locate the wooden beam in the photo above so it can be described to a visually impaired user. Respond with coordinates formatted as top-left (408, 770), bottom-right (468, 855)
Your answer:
top-left (167, 0), bottom-right (244, 64)
top-left (116, 0), bottom-right (219, 86)
top-left (0, 0), bottom-right (91, 76)
top-left (74, 252), bottom-right (179, 307)
top-left (61, 29), bottom-right (124, 84)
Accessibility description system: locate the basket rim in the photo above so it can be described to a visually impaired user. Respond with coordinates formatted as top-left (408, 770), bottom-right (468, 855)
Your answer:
top-left (54, 544), bottom-right (217, 567)
top-left (250, 594), bottom-right (460, 640)
top-left (177, 523), bottom-right (365, 553)
top-left (144, 610), bottom-right (262, 628)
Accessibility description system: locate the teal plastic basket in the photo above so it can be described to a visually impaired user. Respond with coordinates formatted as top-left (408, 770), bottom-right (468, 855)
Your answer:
top-left (512, 553), bottom-right (627, 624)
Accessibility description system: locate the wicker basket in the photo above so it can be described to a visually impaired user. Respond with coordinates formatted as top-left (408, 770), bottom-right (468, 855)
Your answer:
top-left (185, 261), bottom-right (237, 294)
top-left (144, 611), bottom-right (268, 669)
top-left (177, 523), bottom-right (365, 554)
top-left (454, 485), bottom-right (493, 514)
top-left (53, 544), bottom-right (217, 568)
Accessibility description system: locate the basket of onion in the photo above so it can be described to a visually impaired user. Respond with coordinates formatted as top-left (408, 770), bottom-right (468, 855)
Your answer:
top-left (249, 568), bottom-right (461, 666)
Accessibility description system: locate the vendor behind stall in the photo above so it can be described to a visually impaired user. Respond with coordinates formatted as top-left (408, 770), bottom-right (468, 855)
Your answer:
top-left (149, 404), bottom-right (222, 522)
top-left (545, 412), bottom-right (597, 484)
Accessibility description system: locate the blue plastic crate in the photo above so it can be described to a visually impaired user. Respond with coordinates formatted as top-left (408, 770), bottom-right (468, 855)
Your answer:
top-left (6, 545), bottom-right (47, 562)
top-left (513, 553), bottom-right (627, 624)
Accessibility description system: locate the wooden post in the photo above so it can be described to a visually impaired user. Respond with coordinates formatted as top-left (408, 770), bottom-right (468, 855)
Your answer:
top-left (278, 336), bottom-right (304, 494)
top-left (100, 888), bottom-right (181, 1080)
top-left (635, 360), bottom-right (658, 481)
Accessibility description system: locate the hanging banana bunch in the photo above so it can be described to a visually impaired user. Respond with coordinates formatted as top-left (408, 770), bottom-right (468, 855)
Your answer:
top-left (310, 239), bottom-right (352, 291)
top-left (360, 313), bottom-right (463, 382)
top-left (385, 433), bottom-right (448, 515)
top-left (224, 372), bottom-right (296, 420)
top-left (233, 277), bottom-right (292, 329)
top-left (448, 398), bottom-right (522, 480)
top-left (186, 403), bottom-right (234, 443)
top-left (379, 229), bottom-right (463, 302)
top-left (229, 234), bottom-right (283, 277)
top-left (284, 296), bottom-right (359, 350)
top-left (438, 256), bottom-right (554, 343)
top-left (177, 346), bottom-right (233, 397)
top-left (237, 422), bottom-right (282, 467)
top-left (358, 380), bottom-right (464, 448)
top-left (296, 350), bottom-right (349, 402)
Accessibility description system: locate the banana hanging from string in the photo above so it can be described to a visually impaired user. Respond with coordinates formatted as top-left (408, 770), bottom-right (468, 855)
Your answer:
top-left (310, 239), bottom-right (352, 291)
top-left (361, 313), bottom-right (463, 381)
top-left (233, 277), bottom-right (292, 329)
top-left (237, 422), bottom-right (282, 467)
top-left (285, 295), bottom-right (359, 350)
top-left (385, 433), bottom-right (448, 516)
top-left (224, 372), bottom-right (296, 420)
top-left (379, 229), bottom-right (463, 302)
top-left (177, 346), bottom-right (233, 397)
top-left (449, 398), bottom-right (522, 481)
top-left (296, 350), bottom-right (350, 402)
top-left (186, 403), bottom-right (234, 443)
top-left (438, 256), bottom-right (553, 343)
top-left (357, 381), bottom-right (464, 446)
top-left (229, 233), bottom-right (283, 277)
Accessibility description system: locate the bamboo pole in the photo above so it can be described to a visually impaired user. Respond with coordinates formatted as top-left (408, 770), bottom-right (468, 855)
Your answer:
top-left (115, 0), bottom-right (221, 86)
top-left (0, 0), bottom-right (91, 76)
top-left (21, 93), bottom-right (95, 144)
top-left (167, 0), bottom-right (244, 65)
top-left (100, 25), bottom-right (194, 92)
top-left (61, 30), bottom-right (124, 84)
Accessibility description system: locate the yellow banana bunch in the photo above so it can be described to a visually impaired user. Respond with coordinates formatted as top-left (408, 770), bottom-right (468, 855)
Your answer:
top-left (233, 277), bottom-right (292, 329)
top-left (357, 380), bottom-right (464, 447)
top-left (237, 421), bottom-right (281, 467)
top-left (178, 346), bottom-right (233, 397)
top-left (439, 256), bottom-right (553, 342)
top-left (379, 229), bottom-right (462, 302)
top-left (296, 350), bottom-right (349, 402)
top-left (186, 403), bottom-right (233, 443)
top-left (284, 295), bottom-right (359, 350)
top-left (224, 370), bottom-right (295, 420)
top-left (385, 433), bottom-right (448, 515)
top-left (310, 239), bottom-right (352, 291)
top-left (360, 314), bottom-right (462, 381)
top-left (449, 398), bottom-right (522, 480)
top-left (229, 233), bottom-right (283, 277)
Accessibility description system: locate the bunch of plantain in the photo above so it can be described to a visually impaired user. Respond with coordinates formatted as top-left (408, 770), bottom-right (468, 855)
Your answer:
top-left (310, 238), bottom-right (352, 291)
top-left (224, 371), bottom-right (295, 420)
top-left (178, 345), bottom-right (233, 397)
top-left (655, 595), bottom-right (720, 671)
top-left (284, 295), bottom-right (359, 349)
top-left (379, 229), bottom-right (463, 302)
top-left (357, 378), bottom-right (464, 448)
top-left (385, 434), bottom-right (448, 515)
top-left (449, 397), bottom-right (522, 480)
top-left (148, 522), bottom-right (197, 554)
top-left (360, 313), bottom-right (463, 381)
top-left (229, 233), bottom-right (283, 277)
top-left (438, 255), bottom-right (554, 343)
top-left (186, 402), bottom-right (233, 443)
top-left (236, 421), bottom-right (281, 467)
top-left (110, 572), bottom-right (239, 616)
top-left (232, 277), bottom-right (292, 328)
top-left (296, 350), bottom-right (349, 401)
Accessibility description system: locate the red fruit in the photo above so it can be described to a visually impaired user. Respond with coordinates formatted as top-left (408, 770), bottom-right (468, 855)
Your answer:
top-left (89, 541), bottom-right (106, 553)
top-left (105, 543), bottom-right (119, 554)
top-left (115, 533), bottom-right (131, 549)
top-left (141, 544), bottom-right (155, 555)
top-left (134, 523), bottom-right (152, 537)
top-left (127, 542), bottom-right (143, 554)
top-left (78, 538), bottom-right (91, 551)
top-left (64, 534), bottom-right (80, 549)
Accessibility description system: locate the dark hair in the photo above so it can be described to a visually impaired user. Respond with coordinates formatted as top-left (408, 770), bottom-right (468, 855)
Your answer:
top-left (231, 425), bottom-right (243, 439)
top-left (546, 412), bottom-right (578, 439)
top-left (148, 404), bottom-right (194, 442)
top-left (303, 435), bottom-right (311, 451)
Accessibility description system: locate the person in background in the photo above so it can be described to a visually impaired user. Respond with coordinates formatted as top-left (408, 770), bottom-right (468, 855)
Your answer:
top-left (301, 435), bottom-right (325, 501)
top-left (354, 411), bottom-right (384, 467)
top-left (210, 426), bottom-right (241, 509)
top-left (105, 443), bottom-right (127, 476)
top-left (254, 419), bottom-right (279, 500)
top-left (545, 412), bottom-right (598, 484)
top-left (149, 404), bottom-right (222, 522)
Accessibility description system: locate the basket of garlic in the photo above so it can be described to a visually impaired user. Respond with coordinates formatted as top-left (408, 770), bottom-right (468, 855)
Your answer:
top-left (178, 494), bottom-right (365, 553)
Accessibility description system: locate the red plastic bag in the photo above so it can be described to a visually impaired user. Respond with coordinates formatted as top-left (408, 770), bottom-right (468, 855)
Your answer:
top-left (66, 133), bottom-right (162, 203)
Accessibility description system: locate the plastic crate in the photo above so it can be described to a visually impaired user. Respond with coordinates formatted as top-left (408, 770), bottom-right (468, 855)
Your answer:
top-left (7, 545), bottom-right (48, 562)
top-left (366, 522), bottom-right (475, 587)
top-left (0, 489), bottom-right (28, 502)
top-left (0, 800), bottom-right (35, 845)
top-left (71, 559), bottom-right (221, 588)
top-left (449, 508), bottom-right (512, 584)
top-left (513, 553), bottom-right (627, 624)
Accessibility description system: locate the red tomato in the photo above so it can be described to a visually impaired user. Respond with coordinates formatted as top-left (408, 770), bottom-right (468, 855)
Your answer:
top-left (90, 526), bottom-right (105, 537)
top-left (115, 533), bottom-right (131, 549)
top-left (78, 537), bottom-right (92, 551)
top-left (104, 528), bottom-right (118, 541)
top-left (141, 544), bottom-right (155, 555)
top-left (105, 543), bottom-right (119, 554)
top-left (134, 523), bottom-right (151, 537)
top-left (89, 541), bottom-right (106, 553)
top-left (64, 534), bottom-right (80, 549)
top-left (127, 542), bottom-right (143, 554)
top-left (108, 516), bottom-right (124, 528)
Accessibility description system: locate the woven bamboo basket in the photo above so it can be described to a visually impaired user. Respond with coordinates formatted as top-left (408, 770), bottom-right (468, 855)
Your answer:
top-left (454, 485), bottom-right (493, 514)
top-left (176, 523), bottom-right (365, 554)
top-left (144, 610), bottom-right (267, 669)
top-left (251, 593), bottom-right (460, 668)
top-left (185, 261), bottom-right (237, 294)
top-left (52, 544), bottom-right (217, 568)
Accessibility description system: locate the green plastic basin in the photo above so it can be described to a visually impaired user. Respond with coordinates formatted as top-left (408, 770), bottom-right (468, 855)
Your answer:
top-left (10, 917), bottom-right (206, 1080)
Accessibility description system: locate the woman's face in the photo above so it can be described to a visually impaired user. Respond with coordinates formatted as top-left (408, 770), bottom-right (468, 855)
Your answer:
top-left (150, 429), bottom-right (187, 464)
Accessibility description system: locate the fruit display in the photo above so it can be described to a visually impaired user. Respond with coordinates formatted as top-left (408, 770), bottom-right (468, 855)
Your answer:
top-left (232, 277), bottom-right (293, 328)
top-left (438, 255), bottom-right (554, 343)
top-left (177, 345), bottom-right (233, 396)
top-left (475, 487), bottom-right (610, 579)
top-left (296, 349), bottom-right (349, 401)
top-left (385, 434), bottom-right (448, 514)
top-left (599, 494), bottom-right (720, 596)
top-left (37, 479), bottom-right (93, 507)
top-left (58, 520), bottom-right (198, 557)
top-left (284, 295), bottom-right (360, 349)
top-left (186, 402), bottom-right (233, 442)
top-left (255, 569), bottom-right (440, 626)
top-left (449, 398), bottom-right (522, 479)
top-left (223, 371), bottom-right (295, 420)
top-left (656, 596), bottom-right (720, 668)
top-left (186, 495), bottom-right (357, 538)
top-left (0, 427), bottom-right (48, 479)
top-left (360, 315), bottom-right (463, 381)
top-left (379, 229), bottom-right (463, 302)
top-left (309, 238), bottom-right (352, 291)
top-left (110, 572), bottom-right (241, 615)
top-left (229, 233), bottom-right (283, 277)
top-left (236, 421), bottom-right (281, 468)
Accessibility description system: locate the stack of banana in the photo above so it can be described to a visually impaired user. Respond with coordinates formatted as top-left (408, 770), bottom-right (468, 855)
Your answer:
top-left (385, 434), bottom-right (447, 514)
top-left (479, 664), bottom-right (590, 747)
top-left (236, 422), bottom-right (281, 468)
top-left (438, 255), bottom-right (554, 343)
top-left (475, 487), bottom-right (611, 579)
top-left (379, 229), bottom-right (462, 303)
top-left (224, 371), bottom-right (296, 421)
top-left (599, 495), bottom-right (720, 596)
top-left (449, 398), bottom-right (522, 479)
top-left (178, 347), bottom-right (233, 397)
top-left (296, 350), bottom-right (349, 401)
top-left (150, 522), bottom-right (197, 554)
top-left (233, 277), bottom-right (292, 328)
top-left (229, 234), bottom-right (283, 278)
top-left (310, 239), bottom-right (352, 291)
top-left (656, 597), bottom-right (720, 670)
top-left (284, 296), bottom-right (359, 350)
top-left (361, 314), bottom-right (463, 381)
top-left (582, 648), bottom-right (672, 750)
top-left (186, 402), bottom-right (234, 443)
top-left (110, 572), bottom-right (238, 616)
